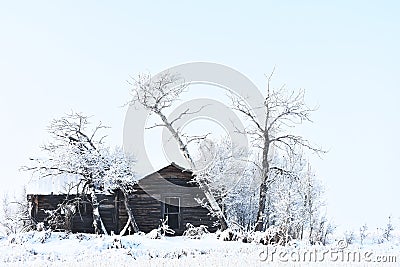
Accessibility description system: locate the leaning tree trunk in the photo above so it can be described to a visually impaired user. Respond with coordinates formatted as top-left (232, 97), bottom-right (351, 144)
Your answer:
top-left (156, 111), bottom-right (228, 231)
top-left (90, 188), bottom-right (108, 235)
top-left (119, 189), bottom-right (139, 235)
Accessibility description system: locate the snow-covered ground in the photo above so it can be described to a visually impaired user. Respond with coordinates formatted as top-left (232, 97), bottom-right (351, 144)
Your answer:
top-left (0, 231), bottom-right (399, 266)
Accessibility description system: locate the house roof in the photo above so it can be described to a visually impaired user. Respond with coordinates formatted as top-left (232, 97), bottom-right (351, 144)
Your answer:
top-left (141, 161), bottom-right (192, 175)
top-left (26, 162), bottom-right (193, 194)
top-left (136, 162), bottom-right (194, 182)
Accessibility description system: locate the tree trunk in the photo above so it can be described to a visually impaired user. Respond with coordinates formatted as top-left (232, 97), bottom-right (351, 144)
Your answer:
top-left (120, 218), bottom-right (132, 236)
top-left (156, 110), bottom-right (228, 231)
top-left (265, 195), bottom-right (271, 228)
top-left (255, 133), bottom-right (270, 232)
top-left (90, 188), bottom-right (108, 235)
top-left (120, 190), bottom-right (139, 235)
top-left (255, 180), bottom-right (267, 231)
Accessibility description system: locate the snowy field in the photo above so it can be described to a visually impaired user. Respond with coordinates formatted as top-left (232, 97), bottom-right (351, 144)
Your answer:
top-left (1, 231), bottom-right (399, 267)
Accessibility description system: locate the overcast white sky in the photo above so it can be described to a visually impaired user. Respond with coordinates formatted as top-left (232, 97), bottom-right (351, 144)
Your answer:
top-left (0, 1), bottom-right (399, 230)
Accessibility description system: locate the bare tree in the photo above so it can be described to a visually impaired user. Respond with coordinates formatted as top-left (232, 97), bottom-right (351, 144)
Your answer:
top-left (313, 216), bottom-right (335, 245)
top-left (344, 230), bottom-right (356, 245)
top-left (382, 216), bottom-right (394, 241)
top-left (230, 70), bottom-right (325, 231)
top-left (0, 187), bottom-right (34, 235)
top-left (129, 72), bottom-right (228, 230)
top-left (359, 224), bottom-right (368, 245)
top-left (23, 112), bottom-right (139, 235)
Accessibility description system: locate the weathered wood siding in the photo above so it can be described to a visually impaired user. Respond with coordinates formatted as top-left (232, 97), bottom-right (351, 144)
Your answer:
top-left (28, 164), bottom-right (218, 235)
top-left (27, 194), bottom-right (94, 233)
top-left (27, 193), bottom-right (129, 234)
top-left (130, 164), bottom-right (218, 235)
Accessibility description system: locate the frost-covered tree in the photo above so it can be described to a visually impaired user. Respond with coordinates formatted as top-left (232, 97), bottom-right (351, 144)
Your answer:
top-left (24, 113), bottom-right (139, 235)
top-left (301, 164), bottom-right (325, 242)
top-left (269, 169), bottom-right (304, 240)
top-left (191, 135), bottom-right (327, 242)
top-left (224, 166), bottom-right (259, 231)
top-left (0, 187), bottom-right (33, 235)
top-left (266, 153), bottom-right (306, 240)
top-left (309, 216), bottom-right (335, 245)
top-left (193, 138), bottom-right (253, 228)
top-left (230, 70), bottom-right (325, 231)
top-left (129, 72), bottom-right (228, 230)
top-left (103, 147), bottom-right (140, 234)
top-left (244, 146), bottom-right (328, 245)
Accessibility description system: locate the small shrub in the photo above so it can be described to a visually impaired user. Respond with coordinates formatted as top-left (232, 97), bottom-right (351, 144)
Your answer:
top-left (183, 223), bottom-right (209, 239)
top-left (36, 222), bottom-right (45, 232)
top-left (146, 219), bottom-right (175, 239)
top-left (109, 234), bottom-right (123, 249)
top-left (383, 216), bottom-right (394, 241)
top-left (217, 228), bottom-right (242, 241)
top-left (344, 230), bottom-right (355, 245)
top-left (39, 230), bottom-right (52, 243)
top-left (359, 224), bottom-right (368, 245)
top-left (146, 229), bottom-right (162, 239)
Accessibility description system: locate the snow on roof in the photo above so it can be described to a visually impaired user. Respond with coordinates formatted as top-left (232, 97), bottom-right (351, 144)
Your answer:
top-left (26, 174), bottom-right (82, 195)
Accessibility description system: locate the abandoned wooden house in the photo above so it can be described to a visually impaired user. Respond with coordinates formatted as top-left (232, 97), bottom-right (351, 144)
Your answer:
top-left (27, 163), bottom-right (218, 235)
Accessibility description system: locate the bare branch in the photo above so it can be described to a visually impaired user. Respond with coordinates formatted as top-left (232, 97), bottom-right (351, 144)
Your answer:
top-left (230, 95), bottom-right (264, 133)
top-left (170, 104), bottom-right (210, 126)
top-left (145, 123), bottom-right (167, 130)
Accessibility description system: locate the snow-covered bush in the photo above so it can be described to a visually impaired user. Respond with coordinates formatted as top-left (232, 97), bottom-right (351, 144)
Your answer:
top-left (108, 234), bottom-right (123, 249)
top-left (344, 230), bottom-right (355, 245)
top-left (146, 229), bottom-right (162, 239)
top-left (146, 219), bottom-right (175, 239)
top-left (309, 216), bottom-right (335, 245)
top-left (75, 233), bottom-right (91, 241)
top-left (36, 222), bottom-right (45, 232)
top-left (183, 223), bottom-right (209, 239)
top-left (245, 226), bottom-right (287, 245)
top-left (264, 226), bottom-right (287, 245)
top-left (218, 228), bottom-right (243, 241)
top-left (38, 230), bottom-right (52, 243)
top-left (359, 224), bottom-right (368, 245)
top-left (217, 225), bottom-right (291, 245)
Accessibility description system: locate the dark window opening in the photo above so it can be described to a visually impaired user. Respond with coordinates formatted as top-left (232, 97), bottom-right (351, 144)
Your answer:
top-left (164, 197), bottom-right (180, 230)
